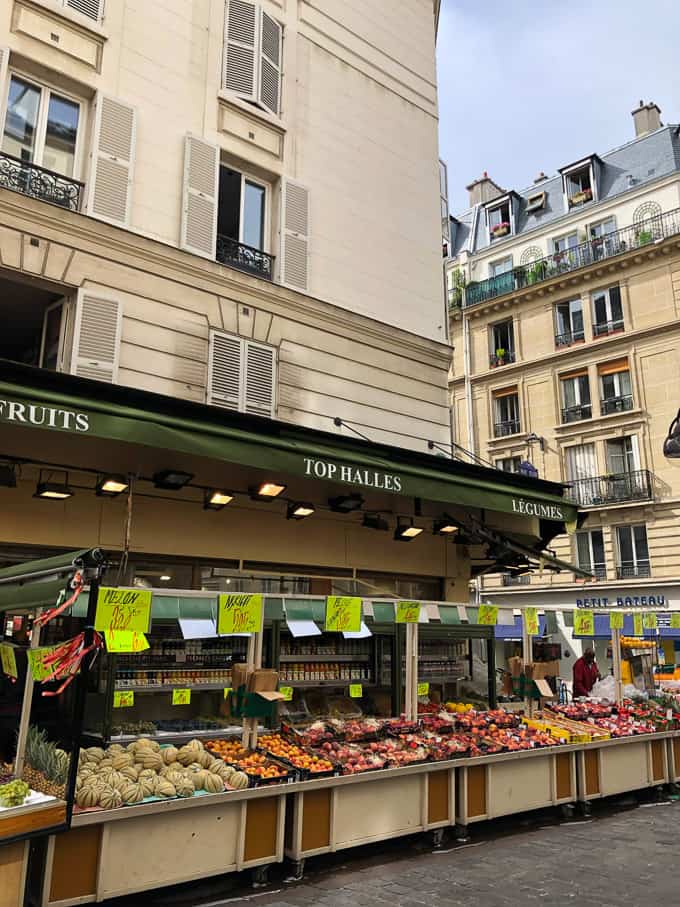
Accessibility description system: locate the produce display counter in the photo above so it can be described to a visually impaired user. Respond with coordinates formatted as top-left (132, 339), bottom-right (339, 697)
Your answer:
top-left (0, 840), bottom-right (29, 907)
top-left (455, 745), bottom-right (578, 829)
top-left (575, 732), bottom-right (672, 804)
top-left (666, 732), bottom-right (680, 784)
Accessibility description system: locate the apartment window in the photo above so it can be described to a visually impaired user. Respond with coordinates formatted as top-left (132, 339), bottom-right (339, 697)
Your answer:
top-left (592, 285), bottom-right (624, 337)
top-left (606, 436), bottom-right (639, 475)
top-left (496, 456), bottom-right (522, 473)
top-left (599, 359), bottom-right (633, 415)
top-left (615, 525), bottom-right (650, 579)
top-left (222, 1), bottom-right (283, 117)
top-left (555, 299), bottom-right (584, 347)
top-left (560, 371), bottom-right (592, 423)
top-left (1, 74), bottom-right (81, 178)
top-left (490, 320), bottom-right (515, 367)
top-left (553, 232), bottom-right (579, 255)
top-left (207, 330), bottom-right (276, 417)
top-left (590, 217), bottom-right (616, 239)
top-left (63, 0), bottom-right (104, 22)
top-left (563, 164), bottom-right (593, 207)
top-left (488, 201), bottom-right (511, 240)
top-left (215, 165), bottom-right (272, 278)
top-left (489, 256), bottom-right (513, 278)
top-left (526, 191), bottom-right (546, 214)
top-left (493, 388), bottom-right (520, 437)
top-left (576, 529), bottom-right (606, 579)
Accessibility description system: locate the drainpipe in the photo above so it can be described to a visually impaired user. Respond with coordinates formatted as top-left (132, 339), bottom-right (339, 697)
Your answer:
top-left (463, 304), bottom-right (475, 457)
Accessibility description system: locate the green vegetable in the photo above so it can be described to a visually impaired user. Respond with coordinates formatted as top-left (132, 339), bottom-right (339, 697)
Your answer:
top-left (0, 779), bottom-right (30, 807)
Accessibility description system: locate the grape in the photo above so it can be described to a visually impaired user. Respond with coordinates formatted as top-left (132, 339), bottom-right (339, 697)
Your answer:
top-left (0, 779), bottom-right (30, 807)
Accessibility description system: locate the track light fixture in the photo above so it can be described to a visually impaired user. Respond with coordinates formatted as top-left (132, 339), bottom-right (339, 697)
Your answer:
top-left (96, 474), bottom-right (129, 497)
top-left (250, 481), bottom-right (287, 501)
top-left (329, 493), bottom-right (364, 513)
top-left (152, 469), bottom-right (194, 490)
top-left (394, 518), bottom-right (423, 541)
top-left (204, 490), bottom-right (234, 510)
top-left (433, 518), bottom-right (458, 535)
top-left (0, 464), bottom-right (17, 488)
top-left (362, 513), bottom-right (389, 532)
top-left (34, 470), bottom-right (73, 500)
top-left (287, 502), bottom-right (315, 520)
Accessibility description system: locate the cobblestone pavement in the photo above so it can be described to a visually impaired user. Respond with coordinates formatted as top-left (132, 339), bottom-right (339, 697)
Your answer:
top-left (108, 796), bottom-right (680, 907)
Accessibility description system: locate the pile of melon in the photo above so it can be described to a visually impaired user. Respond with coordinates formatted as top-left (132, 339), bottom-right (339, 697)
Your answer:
top-left (75, 738), bottom-right (249, 810)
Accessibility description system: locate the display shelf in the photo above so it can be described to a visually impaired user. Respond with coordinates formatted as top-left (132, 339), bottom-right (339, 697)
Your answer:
top-left (279, 655), bottom-right (369, 663)
top-left (113, 683), bottom-right (230, 693)
top-left (283, 680), bottom-right (376, 688)
top-left (115, 662), bottom-right (236, 670)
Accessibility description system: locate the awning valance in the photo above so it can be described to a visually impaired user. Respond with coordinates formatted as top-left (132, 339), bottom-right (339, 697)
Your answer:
top-left (0, 548), bottom-right (102, 611)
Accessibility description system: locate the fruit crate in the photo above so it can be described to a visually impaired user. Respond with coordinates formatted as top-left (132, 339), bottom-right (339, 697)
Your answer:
top-left (227, 754), bottom-right (298, 787)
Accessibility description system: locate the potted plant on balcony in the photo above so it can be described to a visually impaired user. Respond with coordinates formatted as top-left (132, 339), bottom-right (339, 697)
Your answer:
top-left (526, 260), bottom-right (546, 285)
top-left (494, 348), bottom-right (506, 367)
top-left (636, 229), bottom-right (653, 247)
top-left (568, 187), bottom-right (593, 207)
top-left (491, 221), bottom-right (510, 238)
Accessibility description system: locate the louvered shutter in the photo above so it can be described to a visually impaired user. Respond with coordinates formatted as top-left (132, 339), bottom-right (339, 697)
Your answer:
top-left (71, 292), bottom-right (122, 383)
top-left (280, 180), bottom-right (310, 291)
top-left (65, 0), bottom-right (104, 21)
top-left (223, 0), bottom-right (258, 101)
top-left (0, 47), bottom-right (9, 127)
top-left (244, 340), bottom-right (275, 417)
top-left (87, 94), bottom-right (136, 227)
top-left (259, 10), bottom-right (282, 115)
top-left (180, 134), bottom-right (219, 259)
top-left (208, 331), bottom-right (242, 410)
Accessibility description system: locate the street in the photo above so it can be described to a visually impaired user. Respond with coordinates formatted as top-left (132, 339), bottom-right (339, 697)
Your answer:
top-left (106, 794), bottom-right (679, 907)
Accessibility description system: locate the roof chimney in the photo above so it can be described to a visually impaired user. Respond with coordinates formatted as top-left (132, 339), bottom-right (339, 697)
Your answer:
top-left (533, 171), bottom-right (548, 184)
top-left (466, 171), bottom-right (504, 207)
top-left (632, 100), bottom-right (662, 137)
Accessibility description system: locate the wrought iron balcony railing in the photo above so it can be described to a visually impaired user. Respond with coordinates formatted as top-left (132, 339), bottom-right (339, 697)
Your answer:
top-left (601, 394), bottom-right (633, 415)
top-left (216, 234), bottom-right (274, 280)
top-left (555, 330), bottom-right (585, 348)
top-left (561, 403), bottom-right (592, 424)
top-left (494, 418), bottom-right (521, 438)
top-left (565, 468), bottom-right (653, 507)
top-left (502, 573), bottom-right (530, 586)
top-left (0, 151), bottom-right (84, 212)
top-left (489, 350), bottom-right (516, 368)
top-left (593, 319), bottom-right (625, 337)
top-left (461, 206), bottom-right (680, 308)
top-left (616, 562), bottom-right (651, 579)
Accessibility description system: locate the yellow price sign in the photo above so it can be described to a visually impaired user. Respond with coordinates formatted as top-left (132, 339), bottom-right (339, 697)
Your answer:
top-left (325, 596), bottom-right (362, 633)
top-left (574, 610), bottom-right (595, 636)
top-left (609, 612), bottom-right (624, 630)
top-left (396, 601), bottom-right (420, 623)
top-left (223, 687), bottom-right (232, 699)
top-left (113, 691), bottom-right (134, 708)
top-left (417, 682), bottom-right (430, 696)
top-left (94, 588), bottom-right (152, 634)
top-left (348, 683), bottom-right (363, 698)
top-left (671, 613), bottom-right (680, 630)
top-left (217, 593), bottom-right (263, 635)
top-left (0, 644), bottom-right (18, 680)
top-left (643, 613), bottom-right (658, 630)
top-left (524, 607), bottom-right (539, 636)
top-left (633, 613), bottom-right (644, 637)
top-left (27, 646), bottom-right (57, 682)
top-left (105, 631), bottom-right (150, 653)
top-left (279, 686), bottom-right (293, 702)
top-left (172, 688), bottom-right (191, 706)
top-left (478, 605), bottom-right (498, 626)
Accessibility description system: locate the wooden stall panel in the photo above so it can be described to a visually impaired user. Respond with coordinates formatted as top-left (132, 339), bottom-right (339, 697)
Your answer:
top-left (584, 749), bottom-right (600, 797)
top-left (301, 789), bottom-right (331, 853)
top-left (49, 826), bottom-right (101, 903)
top-left (333, 775), bottom-right (422, 847)
top-left (599, 742), bottom-right (648, 797)
top-left (0, 842), bottom-right (26, 907)
top-left (427, 770), bottom-right (450, 825)
top-left (651, 740), bottom-right (666, 783)
top-left (244, 797), bottom-right (279, 863)
top-left (466, 765), bottom-right (487, 819)
top-left (673, 738), bottom-right (680, 780)
top-left (98, 802), bottom-right (241, 899)
top-left (487, 756), bottom-right (552, 820)
top-left (0, 803), bottom-right (66, 841)
top-left (555, 753), bottom-right (573, 801)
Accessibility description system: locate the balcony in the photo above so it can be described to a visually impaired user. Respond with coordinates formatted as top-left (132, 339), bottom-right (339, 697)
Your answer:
top-left (494, 419), bottom-right (520, 438)
top-left (616, 562), bottom-right (651, 579)
top-left (489, 350), bottom-right (516, 368)
top-left (555, 330), bottom-right (585, 348)
top-left (601, 394), bottom-right (633, 416)
top-left (593, 319), bottom-right (625, 338)
top-left (565, 468), bottom-right (653, 507)
top-left (561, 403), bottom-right (592, 424)
top-left (0, 151), bottom-right (84, 212)
top-left (216, 234), bottom-right (274, 281)
top-left (461, 206), bottom-right (680, 308)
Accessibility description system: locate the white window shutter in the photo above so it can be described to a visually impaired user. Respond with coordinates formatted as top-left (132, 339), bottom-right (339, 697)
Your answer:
top-left (87, 94), bottom-right (136, 227)
top-left (280, 180), bottom-right (310, 291)
top-left (244, 340), bottom-right (276, 417)
top-left (180, 134), bottom-right (219, 260)
top-left (65, 0), bottom-right (104, 22)
top-left (71, 291), bottom-right (122, 383)
top-left (223, 0), bottom-right (258, 101)
top-left (259, 10), bottom-right (282, 116)
top-left (208, 331), bottom-right (242, 410)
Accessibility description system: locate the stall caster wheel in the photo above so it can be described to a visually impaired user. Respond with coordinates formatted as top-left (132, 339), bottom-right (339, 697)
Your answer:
top-left (578, 801), bottom-right (592, 817)
top-left (453, 824), bottom-right (470, 844)
top-left (251, 866), bottom-right (269, 888)
top-left (560, 803), bottom-right (575, 820)
top-left (431, 828), bottom-right (445, 850)
top-left (285, 860), bottom-right (305, 883)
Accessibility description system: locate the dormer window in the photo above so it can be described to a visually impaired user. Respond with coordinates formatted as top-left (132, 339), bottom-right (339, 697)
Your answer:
top-left (526, 191), bottom-right (546, 214)
top-left (488, 201), bottom-right (511, 240)
top-left (560, 157), bottom-right (599, 210)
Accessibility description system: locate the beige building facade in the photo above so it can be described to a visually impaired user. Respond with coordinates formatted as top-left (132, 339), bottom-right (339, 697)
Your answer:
top-left (447, 102), bottom-right (680, 627)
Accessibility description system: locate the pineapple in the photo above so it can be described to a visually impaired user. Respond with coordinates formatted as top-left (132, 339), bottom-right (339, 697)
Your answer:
top-left (21, 727), bottom-right (69, 799)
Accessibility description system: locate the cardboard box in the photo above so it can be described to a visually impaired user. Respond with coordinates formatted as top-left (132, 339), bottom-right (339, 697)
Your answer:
top-left (232, 663), bottom-right (250, 691)
top-left (508, 656), bottom-right (523, 677)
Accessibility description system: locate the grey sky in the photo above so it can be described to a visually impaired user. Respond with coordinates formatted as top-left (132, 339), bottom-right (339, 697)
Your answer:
top-left (437, 0), bottom-right (680, 214)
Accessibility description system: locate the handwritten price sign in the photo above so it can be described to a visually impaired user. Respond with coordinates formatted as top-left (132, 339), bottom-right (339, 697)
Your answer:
top-left (113, 691), bottom-right (134, 708)
top-left (478, 605), bottom-right (498, 626)
top-left (223, 687), bottom-right (232, 700)
top-left (633, 613), bottom-right (644, 637)
top-left (671, 613), bottom-right (680, 630)
top-left (643, 613), bottom-right (658, 630)
top-left (217, 593), bottom-right (263, 635)
top-left (609, 612), bottom-right (624, 630)
top-left (279, 686), bottom-right (293, 701)
top-left (325, 596), bottom-right (362, 633)
top-left (417, 682), bottom-right (430, 696)
top-left (574, 610), bottom-right (594, 636)
top-left (0, 644), bottom-right (18, 680)
top-left (523, 607), bottom-right (539, 636)
top-left (27, 646), bottom-right (57, 682)
top-left (172, 689), bottom-right (191, 706)
top-left (105, 631), bottom-right (150, 653)
top-left (348, 683), bottom-right (363, 698)
top-left (396, 601), bottom-right (421, 623)
top-left (94, 588), bottom-right (152, 634)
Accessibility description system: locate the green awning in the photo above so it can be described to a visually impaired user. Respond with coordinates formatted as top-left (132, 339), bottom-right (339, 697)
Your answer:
top-left (0, 377), bottom-right (577, 523)
top-left (0, 548), bottom-right (95, 612)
